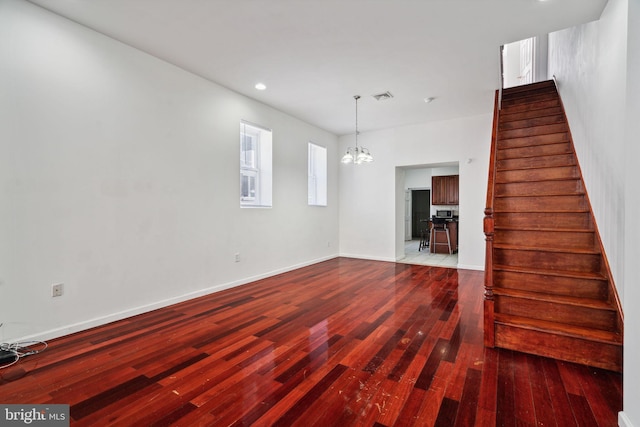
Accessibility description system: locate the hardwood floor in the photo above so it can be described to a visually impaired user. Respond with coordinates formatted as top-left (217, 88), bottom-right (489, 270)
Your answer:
top-left (0, 258), bottom-right (622, 426)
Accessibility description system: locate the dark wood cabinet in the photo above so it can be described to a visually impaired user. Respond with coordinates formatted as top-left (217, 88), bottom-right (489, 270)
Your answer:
top-left (431, 175), bottom-right (459, 205)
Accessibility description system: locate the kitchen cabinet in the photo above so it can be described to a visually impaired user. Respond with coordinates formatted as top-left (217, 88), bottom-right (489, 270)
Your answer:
top-left (430, 220), bottom-right (458, 254)
top-left (431, 175), bottom-right (459, 205)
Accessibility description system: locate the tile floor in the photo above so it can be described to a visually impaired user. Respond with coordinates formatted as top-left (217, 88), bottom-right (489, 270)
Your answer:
top-left (398, 239), bottom-right (458, 268)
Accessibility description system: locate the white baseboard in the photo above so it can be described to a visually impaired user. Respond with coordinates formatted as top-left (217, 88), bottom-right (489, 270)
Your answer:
top-left (7, 255), bottom-right (338, 344)
top-left (339, 253), bottom-right (397, 263)
top-left (344, 253), bottom-right (485, 271)
top-left (456, 263), bottom-right (485, 271)
top-left (619, 412), bottom-right (635, 427)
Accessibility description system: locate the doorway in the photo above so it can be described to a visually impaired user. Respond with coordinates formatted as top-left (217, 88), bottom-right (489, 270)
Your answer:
top-left (411, 189), bottom-right (430, 239)
top-left (503, 37), bottom-right (535, 88)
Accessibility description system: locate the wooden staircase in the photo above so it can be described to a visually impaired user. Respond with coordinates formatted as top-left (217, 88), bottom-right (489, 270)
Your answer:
top-left (483, 80), bottom-right (623, 372)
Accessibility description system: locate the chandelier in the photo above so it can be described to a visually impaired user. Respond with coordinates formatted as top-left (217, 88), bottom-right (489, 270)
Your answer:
top-left (341, 95), bottom-right (373, 164)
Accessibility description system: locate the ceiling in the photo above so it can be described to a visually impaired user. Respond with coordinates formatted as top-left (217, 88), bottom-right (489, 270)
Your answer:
top-left (27, 0), bottom-right (607, 136)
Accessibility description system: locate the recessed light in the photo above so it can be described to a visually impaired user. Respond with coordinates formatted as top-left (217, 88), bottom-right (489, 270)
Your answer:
top-left (255, 83), bottom-right (267, 90)
top-left (424, 97), bottom-right (435, 103)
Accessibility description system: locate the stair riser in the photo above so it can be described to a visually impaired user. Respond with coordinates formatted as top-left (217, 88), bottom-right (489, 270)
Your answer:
top-left (493, 212), bottom-right (593, 229)
top-left (499, 123), bottom-right (568, 139)
top-left (496, 167), bottom-right (579, 183)
top-left (501, 92), bottom-right (559, 107)
top-left (494, 248), bottom-right (601, 273)
top-left (496, 142), bottom-right (571, 160)
top-left (502, 81), bottom-right (556, 96)
top-left (495, 296), bottom-right (615, 330)
top-left (500, 99), bottom-right (561, 114)
top-left (494, 195), bottom-right (588, 212)
top-left (500, 106), bottom-right (564, 122)
top-left (497, 154), bottom-right (576, 171)
top-left (504, 86), bottom-right (555, 95)
top-left (502, 91), bottom-right (559, 104)
top-left (495, 180), bottom-right (583, 197)
top-left (494, 270), bottom-right (607, 299)
top-left (494, 325), bottom-right (622, 372)
top-left (499, 114), bottom-right (565, 131)
top-left (494, 230), bottom-right (595, 250)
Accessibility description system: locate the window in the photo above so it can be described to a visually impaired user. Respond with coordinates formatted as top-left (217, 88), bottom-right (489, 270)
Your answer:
top-left (240, 121), bottom-right (272, 207)
top-left (308, 142), bottom-right (327, 206)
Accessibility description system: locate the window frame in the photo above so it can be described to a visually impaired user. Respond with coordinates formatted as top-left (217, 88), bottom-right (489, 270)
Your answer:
top-left (308, 142), bottom-right (327, 206)
top-left (240, 121), bottom-right (272, 208)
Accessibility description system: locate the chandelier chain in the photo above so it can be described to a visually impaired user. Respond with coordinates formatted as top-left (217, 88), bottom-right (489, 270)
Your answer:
top-left (354, 95), bottom-right (360, 148)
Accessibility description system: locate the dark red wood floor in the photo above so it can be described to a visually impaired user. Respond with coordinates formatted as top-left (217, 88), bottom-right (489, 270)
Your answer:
top-left (0, 258), bottom-right (622, 426)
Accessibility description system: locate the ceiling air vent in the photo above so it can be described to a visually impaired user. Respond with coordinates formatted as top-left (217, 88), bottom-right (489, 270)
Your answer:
top-left (372, 91), bottom-right (394, 101)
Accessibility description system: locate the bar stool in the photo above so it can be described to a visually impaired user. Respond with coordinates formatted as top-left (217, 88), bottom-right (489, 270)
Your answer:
top-left (418, 220), bottom-right (430, 251)
top-left (430, 221), bottom-right (452, 254)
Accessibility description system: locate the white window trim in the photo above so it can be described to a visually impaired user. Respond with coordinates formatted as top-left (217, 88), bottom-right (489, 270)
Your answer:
top-left (240, 121), bottom-right (272, 208)
top-left (308, 142), bottom-right (327, 206)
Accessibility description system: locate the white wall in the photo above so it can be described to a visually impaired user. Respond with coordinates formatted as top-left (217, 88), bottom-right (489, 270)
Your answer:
top-left (548, 0), bottom-right (627, 301)
top-left (549, 1), bottom-right (639, 425)
top-left (395, 168), bottom-right (407, 257)
top-left (339, 128), bottom-right (397, 262)
top-left (623, 0), bottom-right (639, 425)
top-left (0, 0), bottom-right (339, 342)
top-left (339, 113), bottom-right (492, 270)
top-left (534, 34), bottom-right (549, 83)
top-left (404, 168), bottom-right (432, 190)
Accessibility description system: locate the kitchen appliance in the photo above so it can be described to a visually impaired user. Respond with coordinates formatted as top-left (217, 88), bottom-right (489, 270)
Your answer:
top-left (435, 210), bottom-right (453, 219)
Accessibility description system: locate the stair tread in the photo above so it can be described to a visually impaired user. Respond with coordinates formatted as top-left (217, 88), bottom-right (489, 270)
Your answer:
top-left (495, 226), bottom-right (594, 233)
top-left (500, 100), bottom-right (561, 114)
top-left (492, 288), bottom-right (615, 310)
top-left (496, 176), bottom-right (580, 182)
top-left (498, 135), bottom-right (569, 144)
top-left (494, 209), bottom-right (590, 213)
top-left (493, 192), bottom-right (585, 198)
top-left (493, 264), bottom-right (607, 281)
top-left (493, 243), bottom-right (598, 254)
top-left (501, 93), bottom-right (558, 105)
top-left (495, 191), bottom-right (585, 197)
top-left (500, 107), bottom-right (563, 121)
top-left (498, 146), bottom-right (571, 156)
top-left (498, 113), bottom-right (562, 125)
top-left (501, 97), bottom-right (558, 107)
top-left (497, 164), bottom-right (576, 171)
top-left (496, 151), bottom-right (574, 158)
top-left (497, 164), bottom-right (577, 172)
top-left (502, 81), bottom-right (556, 95)
top-left (499, 128), bottom-right (568, 138)
top-left (499, 117), bottom-right (565, 131)
top-left (502, 80), bottom-right (555, 94)
top-left (495, 180), bottom-right (579, 186)
top-left (495, 313), bottom-right (622, 344)
top-left (498, 148), bottom-right (572, 157)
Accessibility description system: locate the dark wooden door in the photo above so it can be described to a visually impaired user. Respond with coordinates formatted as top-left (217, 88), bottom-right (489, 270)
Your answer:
top-left (411, 190), bottom-right (431, 238)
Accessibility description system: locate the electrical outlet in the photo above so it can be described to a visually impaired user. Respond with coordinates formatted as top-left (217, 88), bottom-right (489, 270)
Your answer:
top-left (51, 283), bottom-right (64, 297)
top-left (235, 253), bottom-right (240, 263)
